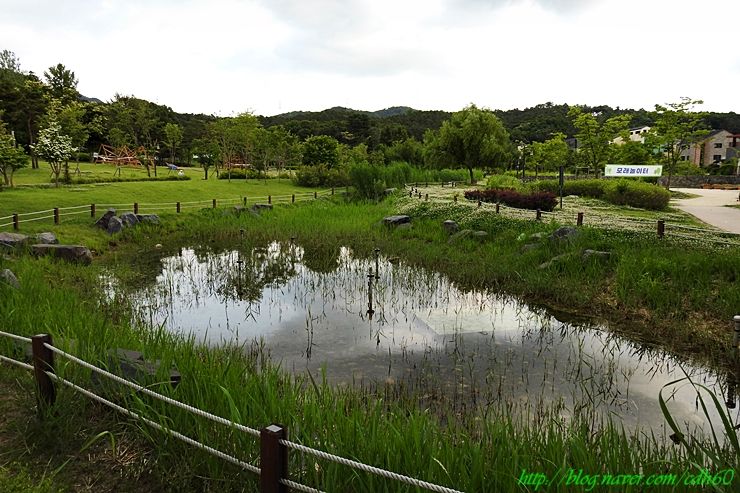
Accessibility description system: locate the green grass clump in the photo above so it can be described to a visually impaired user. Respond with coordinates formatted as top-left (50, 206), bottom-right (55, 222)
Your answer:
top-left (484, 173), bottom-right (528, 191)
top-left (535, 178), bottom-right (670, 210)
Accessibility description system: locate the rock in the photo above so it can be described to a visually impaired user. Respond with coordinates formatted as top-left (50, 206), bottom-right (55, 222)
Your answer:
top-left (0, 269), bottom-right (20, 289)
top-left (448, 229), bottom-right (473, 243)
top-left (109, 349), bottom-right (181, 388)
top-left (251, 203), bottom-right (273, 213)
top-left (107, 216), bottom-right (123, 234)
top-left (382, 215), bottom-right (411, 227)
top-left (0, 232), bottom-right (29, 249)
top-left (120, 212), bottom-right (140, 227)
top-left (94, 208), bottom-right (116, 230)
top-left (442, 220), bottom-right (459, 234)
top-left (396, 223), bottom-right (412, 231)
top-left (233, 205), bottom-right (247, 214)
top-left (538, 253), bottom-right (572, 270)
top-left (384, 188), bottom-right (397, 196)
top-left (35, 232), bottom-right (59, 245)
top-left (582, 249), bottom-right (611, 261)
top-left (529, 232), bottom-right (546, 241)
top-left (155, 243), bottom-right (163, 249)
top-left (522, 243), bottom-right (540, 252)
top-left (136, 214), bottom-right (160, 224)
top-left (550, 226), bottom-right (579, 243)
top-left (472, 231), bottom-right (488, 239)
top-left (31, 244), bottom-right (93, 265)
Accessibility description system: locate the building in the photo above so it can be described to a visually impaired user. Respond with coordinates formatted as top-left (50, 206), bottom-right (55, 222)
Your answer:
top-left (612, 125), bottom-right (651, 145)
top-left (679, 130), bottom-right (739, 167)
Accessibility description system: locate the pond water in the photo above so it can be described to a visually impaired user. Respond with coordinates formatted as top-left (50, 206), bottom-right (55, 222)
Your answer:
top-left (114, 241), bottom-right (739, 435)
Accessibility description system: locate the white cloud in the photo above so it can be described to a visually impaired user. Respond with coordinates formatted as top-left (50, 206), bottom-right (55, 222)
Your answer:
top-left (0, 0), bottom-right (738, 115)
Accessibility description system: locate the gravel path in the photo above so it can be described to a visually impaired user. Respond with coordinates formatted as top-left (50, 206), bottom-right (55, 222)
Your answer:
top-left (672, 188), bottom-right (740, 234)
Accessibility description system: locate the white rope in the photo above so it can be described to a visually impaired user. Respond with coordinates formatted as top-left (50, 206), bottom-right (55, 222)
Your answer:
top-left (57, 204), bottom-right (90, 211)
top-left (46, 371), bottom-right (261, 475)
top-left (0, 330), bottom-right (32, 344)
top-left (58, 210), bottom-right (89, 217)
top-left (280, 478), bottom-right (325, 493)
top-left (43, 343), bottom-right (261, 438)
top-left (0, 354), bottom-right (34, 371)
top-left (17, 209), bottom-right (54, 217)
top-left (279, 439), bottom-right (465, 493)
top-left (0, 223), bottom-right (12, 229)
top-left (0, 214), bottom-right (15, 221)
top-left (18, 215), bottom-right (55, 223)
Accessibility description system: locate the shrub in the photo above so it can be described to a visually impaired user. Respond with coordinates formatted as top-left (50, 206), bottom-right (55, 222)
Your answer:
top-left (217, 169), bottom-right (263, 180)
top-left (293, 165), bottom-right (351, 188)
top-left (76, 152), bottom-right (91, 162)
top-left (485, 174), bottom-right (528, 192)
top-left (348, 162), bottom-right (386, 199)
top-left (603, 179), bottom-right (670, 210)
top-left (464, 189), bottom-right (557, 211)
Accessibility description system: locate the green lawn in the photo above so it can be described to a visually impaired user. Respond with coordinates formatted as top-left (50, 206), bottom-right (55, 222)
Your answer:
top-left (1, 162), bottom-right (315, 218)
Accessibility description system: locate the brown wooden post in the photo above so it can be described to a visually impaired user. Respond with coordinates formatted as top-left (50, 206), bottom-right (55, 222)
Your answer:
top-left (536, 209), bottom-right (542, 221)
top-left (260, 424), bottom-right (288, 493)
top-left (291, 194), bottom-right (295, 203)
top-left (453, 195), bottom-right (457, 203)
top-left (243, 196), bottom-right (247, 206)
top-left (31, 334), bottom-right (55, 408)
top-left (212, 199), bottom-right (217, 209)
top-left (577, 212), bottom-right (584, 226)
top-left (54, 208), bottom-right (59, 225)
top-left (331, 187), bottom-right (335, 195)
top-left (657, 219), bottom-right (665, 238)
top-left (134, 203), bottom-right (139, 214)
top-left (314, 191), bottom-right (317, 199)
top-left (425, 193), bottom-right (428, 201)
top-left (478, 200), bottom-right (481, 208)
top-left (268, 195), bottom-right (272, 205)
top-left (176, 202), bottom-right (181, 213)
top-left (409, 190), bottom-right (412, 197)
top-left (90, 204), bottom-right (96, 218)
top-left (495, 203), bottom-right (500, 214)
top-left (13, 213), bottom-right (19, 230)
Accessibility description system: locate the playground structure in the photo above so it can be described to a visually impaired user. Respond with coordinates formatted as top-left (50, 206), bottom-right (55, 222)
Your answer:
top-left (94, 145), bottom-right (155, 176)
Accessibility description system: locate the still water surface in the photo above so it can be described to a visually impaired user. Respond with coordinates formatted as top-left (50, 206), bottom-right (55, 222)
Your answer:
top-left (116, 242), bottom-right (738, 435)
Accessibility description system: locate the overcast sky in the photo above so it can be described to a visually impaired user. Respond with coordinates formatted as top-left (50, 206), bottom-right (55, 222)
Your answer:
top-left (2, 0), bottom-right (738, 116)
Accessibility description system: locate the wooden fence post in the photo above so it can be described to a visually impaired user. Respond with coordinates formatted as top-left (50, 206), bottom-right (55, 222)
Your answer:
top-left (453, 195), bottom-right (457, 203)
top-left (331, 187), bottom-right (335, 195)
top-left (425, 193), bottom-right (428, 201)
top-left (291, 194), bottom-right (295, 203)
top-left (176, 202), bottom-right (181, 213)
top-left (54, 208), bottom-right (59, 225)
top-left (13, 213), bottom-right (18, 230)
top-left (268, 195), bottom-right (272, 205)
top-left (212, 199), bottom-right (217, 209)
top-left (577, 212), bottom-right (584, 226)
top-left (31, 334), bottom-right (55, 409)
top-left (134, 203), bottom-right (139, 214)
top-left (657, 219), bottom-right (665, 238)
top-left (314, 191), bottom-right (317, 199)
top-left (495, 203), bottom-right (500, 214)
top-left (536, 209), bottom-right (542, 221)
top-left (90, 204), bottom-right (96, 218)
top-left (260, 424), bottom-right (288, 493)
top-left (243, 196), bottom-right (247, 206)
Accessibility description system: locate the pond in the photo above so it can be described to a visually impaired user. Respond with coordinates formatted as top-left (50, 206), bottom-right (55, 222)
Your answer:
top-left (111, 241), bottom-right (738, 435)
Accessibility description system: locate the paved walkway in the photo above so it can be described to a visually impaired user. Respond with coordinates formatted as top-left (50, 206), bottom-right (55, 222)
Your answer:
top-left (672, 188), bottom-right (740, 234)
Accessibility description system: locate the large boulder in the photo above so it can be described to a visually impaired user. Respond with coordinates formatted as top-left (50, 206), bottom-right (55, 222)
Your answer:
top-left (442, 220), bottom-right (459, 234)
top-left (448, 229), bottom-right (473, 243)
top-left (94, 208), bottom-right (116, 230)
top-left (120, 212), bottom-right (140, 227)
top-left (31, 244), bottom-right (93, 265)
top-left (549, 226), bottom-right (579, 243)
top-left (0, 269), bottom-right (20, 289)
top-left (35, 232), bottom-right (59, 245)
top-left (0, 232), bottom-right (29, 249)
top-left (582, 249), bottom-right (612, 261)
top-left (107, 216), bottom-right (123, 234)
top-left (251, 204), bottom-right (273, 213)
top-left (472, 231), bottom-right (488, 239)
top-left (382, 215), bottom-right (411, 227)
top-left (136, 214), bottom-right (160, 224)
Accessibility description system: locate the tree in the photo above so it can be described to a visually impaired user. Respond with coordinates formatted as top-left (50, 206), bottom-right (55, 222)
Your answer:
top-left (530, 133), bottom-right (569, 173)
top-left (0, 120), bottom-right (28, 187)
top-left (33, 117), bottom-right (74, 187)
top-left (192, 137), bottom-right (220, 180)
top-left (44, 63), bottom-right (79, 104)
top-left (0, 50), bottom-right (21, 72)
top-left (435, 104), bottom-right (512, 184)
top-left (568, 106), bottom-right (630, 175)
top-left (302, 135), bottom-right (340, 168)
top-left (645, 97), bottom-right (708, 189)
top-left (612, 140), bottom-right (653, 166)
top-left (44, 100), bottom-right (89, 177)
top-left (164, 122), bottom-right (183, 164)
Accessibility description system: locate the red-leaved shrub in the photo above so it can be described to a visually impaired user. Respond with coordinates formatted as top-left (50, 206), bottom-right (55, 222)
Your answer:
top-left (464, 189), bottom-right (557, 211)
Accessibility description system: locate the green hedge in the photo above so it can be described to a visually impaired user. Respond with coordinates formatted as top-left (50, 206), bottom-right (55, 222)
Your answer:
top-left (534, 178), bottom-right (669, 210)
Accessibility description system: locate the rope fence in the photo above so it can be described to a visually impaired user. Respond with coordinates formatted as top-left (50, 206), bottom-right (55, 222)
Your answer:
top-left (0, 189), bottom-right (334, 232)
top-left (0, 330), bottom-right (464, 493)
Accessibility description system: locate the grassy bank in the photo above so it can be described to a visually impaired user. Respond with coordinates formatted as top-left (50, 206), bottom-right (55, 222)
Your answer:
top-left (1, 196), bottom-right (738, 491)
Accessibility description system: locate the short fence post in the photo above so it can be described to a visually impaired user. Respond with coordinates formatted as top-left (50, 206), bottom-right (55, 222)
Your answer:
top-left (90, 204), bottom-right (96, 218)
top-left (176, 202), bottom-right (181, 213)
top-left (314, 191), bottom-right (317, 199)
top-left (425, 193), bottom-right (428, 201)
top-left (495, 203), bottom-right (500, 214)
top-left (478, 200), bottom-right (481, 208)
top-left (213, 199), bottom-right (217, 209)
top-left (260, 424), bottom-right (288, 493)
top-left (31, 334), bottom-right (55, 409)
top-left (409, 190), bottom-right (412, 197)
top-left (268, 195), bottom-right (272, 205)
top-left (13, 213), bottom-right (19, 230)
top-left (54, 208), bottom-right (59, 225)
top-left (536, 209), bottom-right (542, 221)
top-left (453, 195), bottom-right (457, 203)
top-left (243, 196), bottom-right (247, 206)
top-left (331, 187), bottom-right (335, 195)
top-left (134, 203), bottom-right (139, 214)
top-left (657, 219), bottom-right (665, 238)
top-left (577, 212), bottom-right (584, 226)
top-left (291, 194), bottom-right (295, 203)
top-left (733, 315), bottom-right (740, 352)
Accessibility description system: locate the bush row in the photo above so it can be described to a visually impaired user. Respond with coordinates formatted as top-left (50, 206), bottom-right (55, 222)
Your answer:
top-left (464, 189), bottom-right (558, 211)
top-left (534, 178), bottom-right (670, 210)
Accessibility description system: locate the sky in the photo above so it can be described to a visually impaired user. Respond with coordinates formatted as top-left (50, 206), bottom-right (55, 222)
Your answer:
top-left (1, 0), bottom-right (739, 117)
